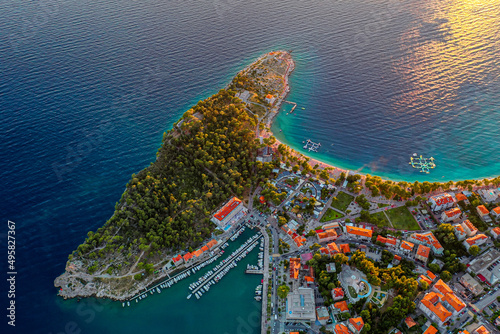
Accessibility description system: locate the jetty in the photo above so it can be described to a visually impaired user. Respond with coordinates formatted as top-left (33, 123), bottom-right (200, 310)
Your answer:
top-left (303, 139), bottom-right (321, 152)
top-left (284, 101), bottom-right (297, 114)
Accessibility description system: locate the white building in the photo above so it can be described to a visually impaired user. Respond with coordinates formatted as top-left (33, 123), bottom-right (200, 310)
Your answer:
top-left (286, 287), bottom-right (316, 322)
top-left (441, 207), bottom-right (461, 222)
top-left (429, 193), bottom-right (455, 211)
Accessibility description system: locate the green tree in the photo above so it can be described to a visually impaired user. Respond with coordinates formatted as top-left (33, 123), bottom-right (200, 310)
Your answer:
top-left (440, 270), bottom-right (452, 282)
top-left (277, 285), bottom-right (290, 299)
top-left (469, 245), bottom-right (480, 256)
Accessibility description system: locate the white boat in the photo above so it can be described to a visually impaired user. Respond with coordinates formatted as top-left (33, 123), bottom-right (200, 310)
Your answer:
top-left (187, 294), bottom-right (192, 299)
top-left (122, 303), bottom-right (125, 307)
top-left (127, 302), bottom-right (130, 306)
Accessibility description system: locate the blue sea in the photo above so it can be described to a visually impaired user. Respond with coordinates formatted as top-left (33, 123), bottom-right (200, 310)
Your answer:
top-left (0, 0), bottom-right (499, 332)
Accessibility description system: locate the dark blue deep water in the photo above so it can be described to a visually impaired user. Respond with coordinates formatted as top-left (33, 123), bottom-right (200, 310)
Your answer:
top-left (0, 0), bottom-right (499, 332)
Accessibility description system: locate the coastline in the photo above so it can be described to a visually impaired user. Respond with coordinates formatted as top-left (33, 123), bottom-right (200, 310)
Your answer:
top-left (263, 56), bottom-right (499, 185)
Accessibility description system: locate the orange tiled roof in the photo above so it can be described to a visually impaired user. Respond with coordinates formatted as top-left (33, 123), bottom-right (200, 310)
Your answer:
top-left (417, 244), bottom-right (430, 258)
top-left (327, 242), bottom-right (340, 254)
top-left (427, 270), bottom-right (437, 280)
top-left (193, 249), bottom-right (203, 257)
top-left (493, 207), bottom-right (500, 214)
top-left (435, 279), bottom-right (454, 295)
top-left (213, 197), bottom-right (242, 221)
top-left (474, 325), bottom-right (490, 334)
top-left (430, 193), bottom-right (454, 206)
top-left (401, 240), bottom-right (414, 250)
top-left (334, 300), bottom-right (349, 312)
top-left (333, 287), bottom-right (344, 298)
top-left (334, 324), bottom-right (351, 334)
top-left (444, 207), bottom-right (461, 217)
top-left (172, 254), bottom-right (183, 262)
top-left (423, 325), bottom-right (439, 334)
top-left (290, 258), bottom-right (301, 279)
top-left (477, 205), bottom-right (490, 215)
top-left (201, 245), bottom-right (209, 252)
top-left (404, 316), bottom-right (417, 328)
top-left (466, 234), bottom-right (488, 245)
top-left (318, 229), bottom-right (337, 240)
top-left (183, 252), bottom-right (192, 261)
top-left (346, 226), bottom-right (372, 238)
top-left (456, 193), bottom-right (468, 201)
top-left (421, 292), bottom-right (452, 322)
top-left (377, 235), bottom-right (397, 245)
top-left (339, 244), bottom-right (351, 253)
top-left (320, 247), bottom-right (329, 255)
top-left (492, 227), bottom-right (500, 235)
top-left (305, 276), bottom-right (314, 282)
top-left (349, 317), bottom-right (364, 332)
top-left (444, 291), bottom-right (466, 312)
top-left (463, 220), bottom-right (478, 232)
top-left (419, 275), bottom-right (432, 285)
top-left (412, 232), bottom-right (443, 250)
top-left (206, 239), bottom-right (217, 248)
top-left (455, 224), bottom-right (466, 234)
top-left (394, 255), bottom-right (402, 261)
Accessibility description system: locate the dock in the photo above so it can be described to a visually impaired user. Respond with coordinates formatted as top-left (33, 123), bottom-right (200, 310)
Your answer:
top-left (245, 269), bottom-right (264, 274)
top-left (190, 234), bottom-right (262, 296)
top-left (284, 101), bottom-right (297, 113)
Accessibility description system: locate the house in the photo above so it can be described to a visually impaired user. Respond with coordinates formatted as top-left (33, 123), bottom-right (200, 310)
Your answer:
top-left (460, 273), bottom-right (484, 295)
top-left (427, 270), bottom-right (437, 281)
top-left (290, 258), bottom-right (301, 279)
top-left (400, 240), bottom-right (415, 253)
top-left (334, 324), bottom-right (352, 334)
top-left (492, 207), bottom-right (500, 220)
top-left (419, 279), bottom-right (465, 326)
top-left (376, 235), bottom-right (399, 248)
top-left (182, 252), bottom-right (193, 262)
top-left (491, 227), bottom-right (500, 239)
top-left (415, 244), bottom-right (431, 263)
top-left (473, 325), bottom-right (490, 334)
top-left (462, 220), bottom-right (478, 237)
top-left (467, 248), bottom-right (500, 285)
top-left (327, 242), bottom-right (340, 254)
top-left (265, 94), bottom-right (276, 105)
top-left (211, 197), bottom-right (246, 228)
top-left (478, 188), bottom-right (500, 203)
top-left (393, 254), bottom-right (402, 265)
top-left (339, 244), bottom-right (351, 254)
top-left (345, 225), bottom-right (372, 241)
top-left (409, 232), bottom-right (444, 255)
top-left (347, 317), bottom-right (364, 334)
top-left (456, 192), bottom-right (470, 205)
top-left (464, 234), bottom-right (489, 250)
top-left (441, 207), bottom-right (461, 222)
top-left (419, 275), bottom-right (432, 286)
top-left (316, 306), bottom-right (330, 325)
top-left (404, 316), bottom-right (417, 329)
top-left (172, 254), bottom-right (183, 266)
top-left (429, 193), bottom-right (455, 211)
top-left (476, 205), bottom-right (491, 222)
top-left (332, 300), bottom-right (349, 313)
top-left (317, 229), bottom-right (338, 243)
top-left (422, 325), bottom-right (438, 334)
top-left (454, 224), bottom-right (467, 240)
top-left (332, 287), bottom-right (344, 301)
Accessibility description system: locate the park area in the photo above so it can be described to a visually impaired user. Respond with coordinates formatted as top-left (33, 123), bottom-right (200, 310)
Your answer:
top-left (370, 211), bottom-right (391, 227)
top-left (330, 191), bottom-right (354, 212)
top-left (320, 208), bottom-right (344, 222)
top-left (386, 206), bottom-right (420, 230)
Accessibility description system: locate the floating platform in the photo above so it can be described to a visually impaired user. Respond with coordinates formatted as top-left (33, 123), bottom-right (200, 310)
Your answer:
top-left (409, 155), bottom-right (436, 174)
top-left (303, 139), bottom-right (321, 152)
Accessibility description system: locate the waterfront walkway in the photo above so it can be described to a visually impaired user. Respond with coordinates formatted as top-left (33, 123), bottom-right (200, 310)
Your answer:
top-left (260, 226), bottom-right (270, 334)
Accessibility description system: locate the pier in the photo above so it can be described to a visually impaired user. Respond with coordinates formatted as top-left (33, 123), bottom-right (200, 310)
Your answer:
top-left (245, 269), bottom-right (264, 274)
top-left (284, 101), bottom-right (297, 114)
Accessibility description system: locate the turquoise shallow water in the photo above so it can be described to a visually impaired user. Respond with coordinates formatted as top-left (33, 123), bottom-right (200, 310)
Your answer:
top-left (0, 0), bottom-right (499, 332)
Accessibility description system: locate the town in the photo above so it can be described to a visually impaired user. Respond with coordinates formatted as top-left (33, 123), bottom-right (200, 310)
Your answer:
top-left (156, 155), bottom-right (500, 334)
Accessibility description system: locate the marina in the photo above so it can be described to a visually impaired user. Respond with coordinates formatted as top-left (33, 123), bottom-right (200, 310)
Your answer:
top-left (188, 232), bottom-right (262, 299)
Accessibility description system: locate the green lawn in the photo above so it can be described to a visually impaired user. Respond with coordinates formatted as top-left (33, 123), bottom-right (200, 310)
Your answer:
top-left (320, 208), bottom-right (345, 222)
top-left (386, 206), bottom-right (420, 230)
top-left (370, 211), bottom-right (391, 227)
top-left (348, 285), bottom-right (358, 299)
top-left (377, 203), bottom-right (389, 208)
top-left (331, 191), bottom-right (354, 212)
